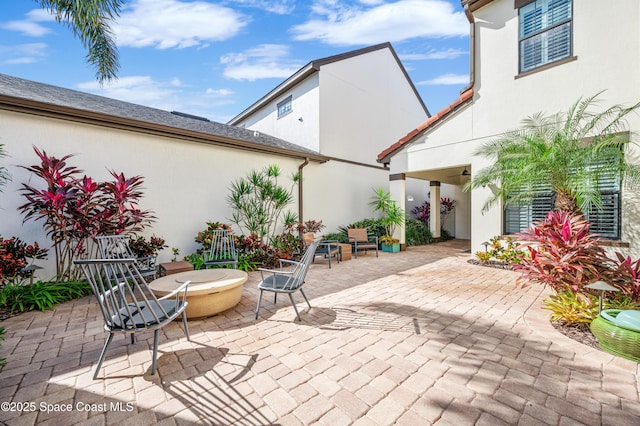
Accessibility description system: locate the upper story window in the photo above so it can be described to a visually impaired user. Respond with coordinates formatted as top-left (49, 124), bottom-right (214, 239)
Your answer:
top-left (277, 96), bottom-right (292, 118)
top-left (518, 0), bottom-right (572, 73)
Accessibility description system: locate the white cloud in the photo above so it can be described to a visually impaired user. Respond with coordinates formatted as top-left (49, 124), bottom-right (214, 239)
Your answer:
top-left (1, 8), bottom-right (55, 37)
top-left (221, 44), bottom-right (304, 81)
top-left (399, 48), bottom-right (467, 61)
top-left (231, 0), bottom-right (297, 14)
top-left (77, 75), bottom-right (236, 121)
top-left (113, 0), bottom-right (249, 49)
top-left (206, 88), bottom-right (234, 97)
top-left (0, 43), bottom-right (48, 65)
top-left (292, 0), bottom-right (468, 45)
top-left (77, 76), bottom-right (183, 105)
top-left (418, 73), bottom-right (468, 85)
top-left (1, 21), bottom-right (50, 37)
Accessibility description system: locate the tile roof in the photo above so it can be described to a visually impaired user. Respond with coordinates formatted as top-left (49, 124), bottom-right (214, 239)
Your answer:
top-left (377, 88), bottom-right (473, 164)
top-left (0, 73), bottom-right (327, 162)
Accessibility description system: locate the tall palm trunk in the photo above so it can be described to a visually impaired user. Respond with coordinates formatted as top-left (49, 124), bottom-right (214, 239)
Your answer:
top-left (554, 190), bottom-right (580, 215)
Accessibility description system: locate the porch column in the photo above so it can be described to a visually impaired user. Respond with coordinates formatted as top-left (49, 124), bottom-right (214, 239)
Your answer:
top-left (430, 181), bottom-right (441, 239)
top-left (389, 173), bottom-right (406, 250)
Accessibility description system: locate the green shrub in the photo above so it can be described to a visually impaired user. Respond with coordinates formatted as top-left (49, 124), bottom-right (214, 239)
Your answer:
top-left (322, 232), bottom-right (349, 244)
top-left (184, 253), bottom-right (206, 270)
top-left (544, 291), bottom-right (599, 326)
top-left (607, 294), bottom-right (640, 311)
top-left (194, 222), bottom-right (232, 252)
top-left (0, 280), bottom-right (91, 313)
top-left (405, 219), bottom-right (432, 246)
top-left (227, 164), bottom-right (299, 243)
top-left (474, 236), bottom-right (526, 265)
top-left (339, 218), bottom-right (386, 240)
top-left (0, 326), bottom-right (5, 368)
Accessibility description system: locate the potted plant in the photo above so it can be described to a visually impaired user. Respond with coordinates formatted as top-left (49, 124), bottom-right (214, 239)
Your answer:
top-left (370, 188), bottom-right (404, 253)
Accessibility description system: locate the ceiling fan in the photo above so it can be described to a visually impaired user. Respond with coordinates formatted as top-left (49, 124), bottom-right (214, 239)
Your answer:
top-left (447, 166), bottom-right (471, 178)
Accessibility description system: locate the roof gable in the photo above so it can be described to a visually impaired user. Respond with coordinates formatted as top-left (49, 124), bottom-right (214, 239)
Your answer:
top-left (228, 42), bottom-right (429, 125)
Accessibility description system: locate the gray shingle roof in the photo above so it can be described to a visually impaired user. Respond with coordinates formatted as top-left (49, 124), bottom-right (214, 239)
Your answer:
top-left (0, 73), bottom-right (325, 160)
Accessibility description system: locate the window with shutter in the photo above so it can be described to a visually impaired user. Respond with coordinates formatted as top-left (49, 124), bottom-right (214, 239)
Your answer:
top-left (503, 148), bottom-right (621, 239)
top-left (519, 0), bottom-right (572, 73)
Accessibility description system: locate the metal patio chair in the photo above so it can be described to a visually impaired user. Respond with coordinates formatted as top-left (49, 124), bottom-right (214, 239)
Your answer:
top-left (255, 239), bottom-right (320, 321)
top-left (204, 229), bottom-right (238, 269)
top-left (348, 228), bottom-right (379, 258)
top-left (303, 232), bottom-right (340, 268)
top-left (75, 258), bottom-right (190, 379)
top-left (95, 235), bottom-right (158, 279)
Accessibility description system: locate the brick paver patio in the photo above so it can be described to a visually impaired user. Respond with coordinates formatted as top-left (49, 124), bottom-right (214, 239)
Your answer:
top-left (1, 240), bottom-right (639, 425)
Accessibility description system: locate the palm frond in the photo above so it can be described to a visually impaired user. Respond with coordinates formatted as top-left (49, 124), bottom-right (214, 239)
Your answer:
top-left (39, 0), bottom-right (122, 84)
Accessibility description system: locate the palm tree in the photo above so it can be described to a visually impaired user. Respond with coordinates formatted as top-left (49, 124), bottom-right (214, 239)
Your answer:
top-left (467, 93), bottom-right (640, 215)
top-left (39, 0), bottom-right (122, 84)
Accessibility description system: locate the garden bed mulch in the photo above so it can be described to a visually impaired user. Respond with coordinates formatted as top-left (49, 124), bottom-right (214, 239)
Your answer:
top-left (0, 306), bottom-right (20, 322)
top-left (552, 321), bottom-right (600, 350)
top-left (467, 258), bottom-right (515, 270)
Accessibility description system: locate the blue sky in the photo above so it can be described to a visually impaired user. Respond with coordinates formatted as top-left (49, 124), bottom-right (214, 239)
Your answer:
top-left (0, 0), bottom-right (470, 123)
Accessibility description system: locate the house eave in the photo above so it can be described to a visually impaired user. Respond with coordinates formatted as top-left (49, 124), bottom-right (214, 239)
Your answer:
top-left (461, 0), bottom-right (496, 13)
top-left (377, 88), bottom-right (474, 165)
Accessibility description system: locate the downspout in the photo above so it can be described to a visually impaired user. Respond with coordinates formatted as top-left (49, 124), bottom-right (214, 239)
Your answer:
top-left (298, 157), bottom-right (310, 230)
top-left (462, 2), bottom-right (476, 93)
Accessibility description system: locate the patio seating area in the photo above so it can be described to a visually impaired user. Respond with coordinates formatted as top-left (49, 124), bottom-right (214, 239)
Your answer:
top-left (1, 240), bottom-right (639, 425)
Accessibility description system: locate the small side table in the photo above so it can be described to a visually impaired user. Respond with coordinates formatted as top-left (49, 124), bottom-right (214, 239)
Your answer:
top-left (339, 243), bottom-right (352, 261)
top-left (159, 261), bottom-right (194, 276)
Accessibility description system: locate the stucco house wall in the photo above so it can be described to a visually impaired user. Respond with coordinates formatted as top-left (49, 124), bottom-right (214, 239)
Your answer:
top-left (318, 47), bottom-right (428, 166)
top-left (0, 109), bottom-right (314, 279)
top-left (1, 71), bottom-right (373, 281)
top-left (229, 44), bottom-right (430, 232)
top-left (381, 0), bottom-right (640, 255)
top-left (234, 74), bottom-right (321, 153)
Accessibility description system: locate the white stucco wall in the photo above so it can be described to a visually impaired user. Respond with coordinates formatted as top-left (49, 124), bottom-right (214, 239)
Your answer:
top-left (387, 0), bottom-right (640, 255)
top-left (234, 74), bottom-right (321, 152)
top-left (471, 0), bottom-right (640, 255)
top-left (319, 48), bottom-right (428, 166)
top-left (302, 161), bottom-right (388, 235)
top-left (0, 109), bottom-right (378, 280)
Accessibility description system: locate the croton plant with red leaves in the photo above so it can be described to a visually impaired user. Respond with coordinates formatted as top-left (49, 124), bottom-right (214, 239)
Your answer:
top-left (19, 146), bottom-right (155, 280)
top-left (514, 211), bottom-right (613, 294)
top-left (514, 210), bottom-right (640, 302)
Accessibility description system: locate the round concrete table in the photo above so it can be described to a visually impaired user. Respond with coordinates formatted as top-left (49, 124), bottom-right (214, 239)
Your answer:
top-left (149, 269), bottom-right (248, 319)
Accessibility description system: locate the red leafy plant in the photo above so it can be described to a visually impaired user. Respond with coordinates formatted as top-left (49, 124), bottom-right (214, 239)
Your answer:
top-left (236, 234), bottom-right (288, 269)
top-left (19, 147), bottom-right (155, 280)
top-left (411, 197), bottom-right (456, 227)
top-left (514, 211), bottom-right (613, 294)
top-left (128, 235), bottom-right (167, 258)
top-left (0, 237), bottom-right (48, 287)
top-left (611, 253), bottom-right (640, 302)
